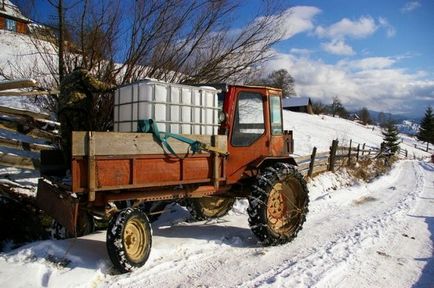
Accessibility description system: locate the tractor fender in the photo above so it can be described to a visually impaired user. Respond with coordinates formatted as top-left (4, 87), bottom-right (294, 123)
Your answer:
top-left (250, 156), bottom-right (298, 170)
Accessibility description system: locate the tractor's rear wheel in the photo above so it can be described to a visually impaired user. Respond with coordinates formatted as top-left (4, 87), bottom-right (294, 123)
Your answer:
top-left (248, 163), bottom-right (309, 246)
top-left (106, 208), bottom-right (152, 273)
top-left (187, 196), bottom-right (235, 221)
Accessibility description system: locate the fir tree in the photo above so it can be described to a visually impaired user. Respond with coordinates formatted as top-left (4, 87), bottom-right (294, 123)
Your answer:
top-left (417, 106), bottom-right (434, 150)
top-left (382, 121), bottom-right (400, 154)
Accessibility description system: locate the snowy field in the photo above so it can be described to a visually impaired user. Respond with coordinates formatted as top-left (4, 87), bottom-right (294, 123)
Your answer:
top-left (0, 109), bottom-right (432, 287)
top-left (0, 160), bottom-right (433, 287)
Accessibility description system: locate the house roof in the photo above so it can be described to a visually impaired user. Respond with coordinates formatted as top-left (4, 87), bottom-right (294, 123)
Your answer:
top-left (282, 97), bottom-right (311, 108)
top-left (0, 0), bottom-right (31, 23)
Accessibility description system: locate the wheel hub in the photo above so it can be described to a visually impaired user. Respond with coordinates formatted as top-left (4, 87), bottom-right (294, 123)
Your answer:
top-left (123, 218), bottom-right (146, 262)
top-left (268, 185), bottom-right (287, 218)
top-left (266, 181), bottom-right (298, 234)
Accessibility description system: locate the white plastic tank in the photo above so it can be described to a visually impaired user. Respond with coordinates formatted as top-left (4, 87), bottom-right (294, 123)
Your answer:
top-left (113, 79), bottom-right (219, 135)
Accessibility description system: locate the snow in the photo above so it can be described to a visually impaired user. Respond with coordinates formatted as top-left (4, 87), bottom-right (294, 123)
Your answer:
top-left (0, 160), bottom-right (432, 287)
top-left (397, 120), bottom-right (420, 136)
top-left (0, 0), bottom-right (31, 22)
top-left (0, 30), bottom-right (56, 113)
top-left (284, 111), bottom-right (431, 160)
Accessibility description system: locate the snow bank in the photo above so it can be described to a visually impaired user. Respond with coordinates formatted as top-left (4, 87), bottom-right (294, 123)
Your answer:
top-left (285, 110), bottom-right (431, 159)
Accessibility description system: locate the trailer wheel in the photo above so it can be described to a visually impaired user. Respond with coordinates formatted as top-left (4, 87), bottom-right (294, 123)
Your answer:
top-left (187, 197), bottom-right (235, 221)
top-left (106, 208), bottom-right (152, 273)
top-left (248, 163), bottom-right (308, 246)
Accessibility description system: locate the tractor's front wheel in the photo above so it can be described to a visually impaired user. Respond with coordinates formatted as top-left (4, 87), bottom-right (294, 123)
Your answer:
top-left (248, 163), bottom-right (309, 246)
top-left (187, 196), bottom-right (235, 221)
top-left (106, 208), bottom-right (152, 273)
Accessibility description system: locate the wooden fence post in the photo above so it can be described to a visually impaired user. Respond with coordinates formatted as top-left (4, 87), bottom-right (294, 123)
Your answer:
top-left (405, 149), bottom-right (408, 158)
top-left (87, 131), bottom-right (96, 202)
top-left (308, 147), bottom-right (317, 178)
top-left (329, 139), bottom-right (338, 172)
top-left (362, 143), bottom-right (365, 156)
top-left (356, 144), bottom-right (360, 162)
top-left (347, 139), bottom-right (352, 165)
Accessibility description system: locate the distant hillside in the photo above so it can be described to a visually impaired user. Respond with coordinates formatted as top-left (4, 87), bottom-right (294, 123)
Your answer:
top-left (350, 109), bottom-right (421, 124)
top-left (396, 120), bottom-right (419, 136)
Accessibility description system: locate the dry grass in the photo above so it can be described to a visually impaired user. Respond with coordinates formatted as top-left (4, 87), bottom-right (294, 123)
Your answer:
top-left (347, 156), bottom-right (397, 182)
top-left (353, 196), bottom-right (378, 205)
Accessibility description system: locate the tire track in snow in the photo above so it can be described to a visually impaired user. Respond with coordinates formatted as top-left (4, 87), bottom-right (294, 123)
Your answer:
top-left (241, 161), bottom-right (425, 287)
top-left (103, 161), bottom-right (425, 288)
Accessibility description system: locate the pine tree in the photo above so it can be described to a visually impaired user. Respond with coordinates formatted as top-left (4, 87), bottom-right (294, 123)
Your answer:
top-left (382, 121), bottom-right (400, 154)
top-left (417, 106), bottom-right (434, 150)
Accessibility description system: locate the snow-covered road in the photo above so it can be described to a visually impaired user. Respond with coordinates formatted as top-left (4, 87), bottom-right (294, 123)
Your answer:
top-left (1, 160), bottom-right (433, 288)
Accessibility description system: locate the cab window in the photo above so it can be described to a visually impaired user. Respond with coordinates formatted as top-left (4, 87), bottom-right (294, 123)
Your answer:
top-left (231, 92), bottom-right (265, 146)
top-left (270, 96), bottom-right (283, 135)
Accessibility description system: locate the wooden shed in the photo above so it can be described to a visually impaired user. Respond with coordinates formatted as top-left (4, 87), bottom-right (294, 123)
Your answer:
top-left (0, 0), bottom-right (31, 34)
top-left (282, 97), bottom-right (313, 114)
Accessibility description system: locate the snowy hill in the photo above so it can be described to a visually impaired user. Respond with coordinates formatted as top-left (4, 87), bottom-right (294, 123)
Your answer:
top-left (0, 30), bottom-right (55, 113)
top-left (396, 120), bottom-right (420, 136)
top-left (285, 111), bottom-right (429, 159)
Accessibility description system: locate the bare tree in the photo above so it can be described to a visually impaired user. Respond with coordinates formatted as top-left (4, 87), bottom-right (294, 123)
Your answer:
top-left (5, 0), bottom-right (286, 129)
top-left (248, 69), bottom-right (296, 97)
top-left (358, 107), bottom-right (372, 125)
top-left (328, 96), bottom-right (349, 119)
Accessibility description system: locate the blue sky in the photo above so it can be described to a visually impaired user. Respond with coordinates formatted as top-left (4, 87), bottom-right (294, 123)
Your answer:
top-left (30, 0), bottom-right (433, 118)
top-left (239, 0), bottom-right (433, 118)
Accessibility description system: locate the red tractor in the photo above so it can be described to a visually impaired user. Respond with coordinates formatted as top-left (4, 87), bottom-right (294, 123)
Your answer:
top-left (37, 84), bottom-right (308, 273)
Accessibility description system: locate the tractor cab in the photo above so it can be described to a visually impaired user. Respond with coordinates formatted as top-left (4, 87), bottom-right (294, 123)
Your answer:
top-left (215, 85), bottom-right (294, 184)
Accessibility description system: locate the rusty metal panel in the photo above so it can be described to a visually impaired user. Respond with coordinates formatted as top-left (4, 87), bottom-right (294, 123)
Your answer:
top-left (183, 157), bottom-right (211, 180)
top-left (71, 153), bottom-right (217, 193)
top-left (102, 185), bottom-right (227, 202)
top-left (270, 136), bottom-right (284, 156)
top-left (36, 179), bottom-right (78, 235)
top-left (135, 158), bottom-right (181, 183)
top-left (72, 157), bottom-right (87, 192)
top-left (96, 159), bottom-right (131, 187)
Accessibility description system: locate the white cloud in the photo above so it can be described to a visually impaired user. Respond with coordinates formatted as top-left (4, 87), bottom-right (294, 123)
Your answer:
top-left (378, 17), bottom-right (396, 38)
top-left (401, 1), bottom-right (421, 13)
top-left (315, 16), bottom-right (378, 39)
top-left (338, 57), bottom-right (397, 70)
top-left (278, 6), bottom-right (322, 40)
top-left (264, 52), bottom-right (434, 116)
top-left (321, 40), bottom-right (355, 56)
top-left (289, 48), bottom-right (313, 56)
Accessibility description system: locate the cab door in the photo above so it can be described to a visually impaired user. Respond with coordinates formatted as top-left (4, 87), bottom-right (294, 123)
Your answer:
top-left (226, 87), bottom-right (271, 183)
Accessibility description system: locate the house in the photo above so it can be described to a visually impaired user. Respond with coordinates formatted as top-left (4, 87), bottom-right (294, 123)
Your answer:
top-left (282, 97), bottom-right (313, 114)
top-left (0, 0), bottom-right (31, 34)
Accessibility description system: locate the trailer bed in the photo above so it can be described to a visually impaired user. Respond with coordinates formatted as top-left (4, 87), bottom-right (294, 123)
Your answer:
top-left (71, 132), bottom-right (227, 198)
